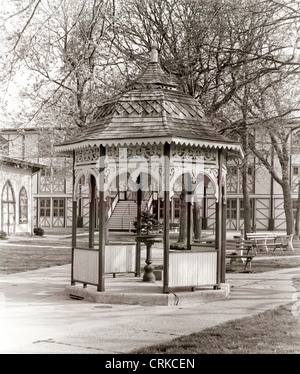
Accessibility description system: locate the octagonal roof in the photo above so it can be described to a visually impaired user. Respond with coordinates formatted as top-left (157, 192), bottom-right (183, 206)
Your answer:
top-left (55, 46), bottom-right (242, 156)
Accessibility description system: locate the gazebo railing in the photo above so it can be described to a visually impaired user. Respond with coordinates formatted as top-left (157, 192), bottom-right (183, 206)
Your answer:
top-left (72, 244), bottom-right (136, 286)
top-left (168, 249), bottom-right (218, 288)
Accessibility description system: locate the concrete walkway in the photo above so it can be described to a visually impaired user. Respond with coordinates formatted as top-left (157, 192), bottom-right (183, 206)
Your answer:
top-left (0, 263), bottom-right (299, 354)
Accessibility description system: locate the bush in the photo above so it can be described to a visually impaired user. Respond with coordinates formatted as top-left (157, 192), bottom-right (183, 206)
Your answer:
top-left (0, 230), bottom-right (7, 239)
top-left (132, 210), bottom-right (162, 235)
top-left (34, 227), bottom-right (44, 236)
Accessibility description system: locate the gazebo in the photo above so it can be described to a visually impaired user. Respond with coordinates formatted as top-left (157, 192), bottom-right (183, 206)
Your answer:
top-left (55, 45), bottom-right (243, 296)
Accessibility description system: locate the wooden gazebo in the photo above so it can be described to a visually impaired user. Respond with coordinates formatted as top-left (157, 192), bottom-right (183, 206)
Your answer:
top-left (55, 45), bottom-right (243, 294)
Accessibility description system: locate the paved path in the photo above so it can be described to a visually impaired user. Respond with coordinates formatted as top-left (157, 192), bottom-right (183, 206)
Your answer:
top-left (0, 264), bottom-right (299, 354)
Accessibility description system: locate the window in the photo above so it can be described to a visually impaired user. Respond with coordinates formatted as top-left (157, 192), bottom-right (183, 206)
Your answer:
top-left (53, 199), bottom-right (65, 217)
top-left (19, 187), bottom-right (28, 224)
top-left (174, 198), bottom-right (180, 219)
top-left (293, 167), bottom-right (299, 176)
top-left (227, 199), bottom-right (237, 219)
top-left (159, 199), bottom-right (172, 219)
top-left (40, 199), bottom-right (51, 217)
top-left (41, 168), bottom-right (51, 177)
top-left (2, 180), bottom-right (15, 203)
top-left (1, 180), bottom-right (15, 234)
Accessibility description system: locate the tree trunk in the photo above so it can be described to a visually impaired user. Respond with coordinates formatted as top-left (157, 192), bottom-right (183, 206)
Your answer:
top-left (249, 135), bottom-right (295, 237)
top-left (295, 182), bottom-right (300, 239)
top-left (193, 201), bottom-right (202, 241)
top-left (242, 158), bottom-right (251, 237)
top-left (241, 122), bottom-right (252, 237)
top-left (282, 181), bottom-right (295, 236)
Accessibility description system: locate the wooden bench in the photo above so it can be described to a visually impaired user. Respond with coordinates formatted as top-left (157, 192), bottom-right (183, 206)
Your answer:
top-left (246, 232), bottom-right (277, 252)
top-left (246, 232), bottom-right (294, 252)
top-left (226, 238), bottom-right (256, 272)
top-left (270, 234), bottom-right (294, 252)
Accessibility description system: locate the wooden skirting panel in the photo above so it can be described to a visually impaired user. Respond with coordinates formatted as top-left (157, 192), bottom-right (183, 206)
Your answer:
top-left (74, 248), bottom-right (98, 285)
top-left (73, 245), bottom-right (136, 285)
top-left (105, 245), bottom-right (136, 274)
top-left (169, 250), bottom-right (217, 288)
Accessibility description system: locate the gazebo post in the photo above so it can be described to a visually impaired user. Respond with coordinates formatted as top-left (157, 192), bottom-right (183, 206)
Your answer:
top-left (71, 150), bottom-right (77, 286)
top-left (163, 142), bottom-right (170, 293)
top-left (216, 149), bottom-right (226, 288)
top-left (221, 183), bottom-right (227, 283)
top-left (215, 150), bottom-right (221, 288)
top-left (136, 178), bottom-right (142, 277)
top-left (98, 144), bottom-right (106, 292)
top-left (89, 176), bottom-right (96, 249)
top-left (187, 175), bottom-right (193, 251)
top-left (220, 151), bottom-right (227, 284)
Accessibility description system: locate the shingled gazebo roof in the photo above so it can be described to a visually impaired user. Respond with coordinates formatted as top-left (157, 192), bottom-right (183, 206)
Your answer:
top-left (55, 46), bottom-right (242, 155)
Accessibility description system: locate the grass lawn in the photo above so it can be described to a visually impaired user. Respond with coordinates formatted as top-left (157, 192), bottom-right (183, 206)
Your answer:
top-left (0, 237), bottom-right (72, 275)
top-left (133, 277), bottom-right (300, 354)
top-left (227, 256), bottom-right (300, 273)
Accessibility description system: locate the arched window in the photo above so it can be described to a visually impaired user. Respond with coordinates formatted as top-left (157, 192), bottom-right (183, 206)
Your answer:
top-left (19, 187), bottom-right (28, 224)
top-left (1, 180), bottom-right (15, 234)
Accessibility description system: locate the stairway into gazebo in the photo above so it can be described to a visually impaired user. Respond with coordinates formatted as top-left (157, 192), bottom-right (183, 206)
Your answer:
top-left (108, 200), bottom-right (147, 231)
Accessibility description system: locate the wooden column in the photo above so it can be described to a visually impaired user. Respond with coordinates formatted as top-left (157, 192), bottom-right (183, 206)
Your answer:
top-left (71, 150), bottom-right (77, 286)
top-left (187, 175), bottom-right (193, 250)
top-left (98, 145), bottom-right (106, 292)
top-left (221, 182), bottom-right (227, 283)
top-left (136, 175), bottom-right (142, 277)
top-left (215, 151), bottom-right (221, 288)
top-left (163, 142), bottom-right (170, 293)
top-left (89, 175), bottom-right (96, 249)
top-left (221, 152), bottom-right (227, 284)
top-left (296, 181), bottom-right (300, 239)
top-left (216, 149), bottom-right (226, 286)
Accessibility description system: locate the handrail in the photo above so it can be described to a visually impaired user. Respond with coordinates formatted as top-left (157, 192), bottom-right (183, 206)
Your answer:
top-left (118, 192), bottom-right (154, 231)
top-left (108, 193), bottom-right (119, 218)
top-left (121, 201), bottom-right (132, 230)
top-left (147, 193), bottom-right (153, 211)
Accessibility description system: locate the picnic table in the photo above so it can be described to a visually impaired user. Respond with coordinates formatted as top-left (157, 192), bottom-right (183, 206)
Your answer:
top-left (246, 232), bottom-right (294, 253)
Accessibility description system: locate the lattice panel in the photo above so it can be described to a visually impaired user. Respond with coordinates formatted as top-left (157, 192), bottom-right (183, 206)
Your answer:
top-left (226, 166), bottom-right (238, 193)
top-left (53, 178), bottom-right (65, 192)
top-left (206, 198), bottom-right (216, 230)
top-left (82, 198), bottom-right (90, 227)
top-left (40, 216), bottom-right (51, 227)
top-left (66, 198), bottom-right (73, 227)
top-left (255, 199), bottom-right (269, 230)
top-left (274, 199), bottom-right (286, 230)
top-left (292, 175), bottom-right (298, 193)
top-left (40, 176), bottom-right (51, 192)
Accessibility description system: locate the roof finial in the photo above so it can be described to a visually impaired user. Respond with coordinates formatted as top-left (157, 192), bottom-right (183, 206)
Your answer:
top-left (150, 42), bottom-right (158, 63)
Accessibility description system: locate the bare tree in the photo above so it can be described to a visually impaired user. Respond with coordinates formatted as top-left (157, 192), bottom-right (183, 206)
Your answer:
top-left (0, 0), bottom-right (127, 131)
top-left (1, 0), bottom-right (300, 236)
top-left (113, 0), bottom-right (300, 236)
